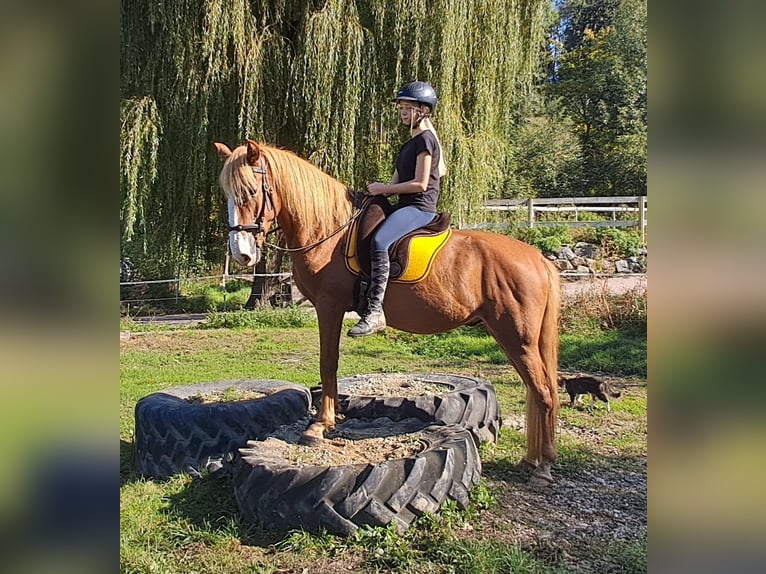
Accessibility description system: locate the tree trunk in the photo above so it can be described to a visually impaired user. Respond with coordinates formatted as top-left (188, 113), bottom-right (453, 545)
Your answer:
top-left (245, 248), bottom-right (286, 309)
top-left (245, 257), bottom-right (268, 309)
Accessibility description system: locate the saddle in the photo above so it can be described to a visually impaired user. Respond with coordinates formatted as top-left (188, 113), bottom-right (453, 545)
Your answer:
top-left (344, 195), bottom-right (452, 284)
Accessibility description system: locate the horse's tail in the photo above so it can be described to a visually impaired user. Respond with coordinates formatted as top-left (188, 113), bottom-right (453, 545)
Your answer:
top-left (538, 258), bottom-right (560, 446)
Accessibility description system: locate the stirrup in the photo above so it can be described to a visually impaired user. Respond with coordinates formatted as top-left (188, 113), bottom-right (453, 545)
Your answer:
top-left (347, 311), bottom-right (386, 337)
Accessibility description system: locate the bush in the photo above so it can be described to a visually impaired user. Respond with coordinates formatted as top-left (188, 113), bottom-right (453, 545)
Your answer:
top-left (512, 225), bottom-right (569, 255)
top-left (594, 227), bottom-right (644, 258)
top-left (538, 234), bottom-right (563, 254)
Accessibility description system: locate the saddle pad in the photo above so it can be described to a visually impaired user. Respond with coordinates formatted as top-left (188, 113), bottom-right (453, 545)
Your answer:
top-left (345, 209), bottom-right (452, 284)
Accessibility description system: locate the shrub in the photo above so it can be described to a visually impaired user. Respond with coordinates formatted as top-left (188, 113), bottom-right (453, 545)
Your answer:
top-left (512, 224), bottom-right (569, 255)
top-left (538, 234), bottom-right (563, 254)
top-left (595, 227), bottom-right (644, 258)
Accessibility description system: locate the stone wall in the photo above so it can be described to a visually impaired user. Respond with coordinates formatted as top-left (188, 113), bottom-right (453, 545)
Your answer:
top-left (546, 242), bottom-right (647, 275)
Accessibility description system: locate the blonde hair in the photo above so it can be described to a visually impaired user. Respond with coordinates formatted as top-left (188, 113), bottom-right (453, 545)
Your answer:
top-left (415, 117), bottom-right (448, 177)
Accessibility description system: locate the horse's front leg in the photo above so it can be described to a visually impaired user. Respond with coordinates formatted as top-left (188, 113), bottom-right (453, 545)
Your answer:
top-left (302, 305), bottom-right (345, 444)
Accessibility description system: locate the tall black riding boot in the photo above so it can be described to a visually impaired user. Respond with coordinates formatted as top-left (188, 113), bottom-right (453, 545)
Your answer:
top-left (347, 250), bottom-right (390, 337)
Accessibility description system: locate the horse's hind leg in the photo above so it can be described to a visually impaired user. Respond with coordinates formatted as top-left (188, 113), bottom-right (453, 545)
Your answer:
top-left (487, 324), bottom-right (558, 485)
top-left (517, 348), bottom-right (558, 485)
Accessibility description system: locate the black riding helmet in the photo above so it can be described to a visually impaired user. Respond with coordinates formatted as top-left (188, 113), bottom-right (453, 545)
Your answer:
top-left (393, 81), bottom-right (438, 111)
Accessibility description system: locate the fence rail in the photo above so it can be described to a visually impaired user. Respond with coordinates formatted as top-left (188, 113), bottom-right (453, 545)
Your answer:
top-left (481, 195), bottom-right (647, 242)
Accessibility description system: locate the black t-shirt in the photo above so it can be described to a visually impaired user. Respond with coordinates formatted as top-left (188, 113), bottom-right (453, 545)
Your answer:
top-left (394, 130), bottom-right (440, 212)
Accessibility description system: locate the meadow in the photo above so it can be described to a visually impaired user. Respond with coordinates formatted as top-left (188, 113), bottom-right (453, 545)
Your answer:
top-left (120, 286), bottom-right (646, 573)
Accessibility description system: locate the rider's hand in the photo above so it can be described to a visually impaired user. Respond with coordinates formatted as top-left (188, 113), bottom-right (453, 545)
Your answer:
top-left (366, 182), bottom-right (388, 196)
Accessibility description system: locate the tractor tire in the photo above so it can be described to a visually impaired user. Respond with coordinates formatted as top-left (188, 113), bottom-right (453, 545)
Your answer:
top-left (233, 423), bottom-right (481, 535)
top-left (312, 373), bottom-right (502, 444)
top-left (134, 379), bottom-right (311, 478)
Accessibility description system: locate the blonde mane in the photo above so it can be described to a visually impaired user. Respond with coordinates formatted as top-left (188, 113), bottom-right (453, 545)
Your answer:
top-left (219, 144), bottom-right (353, 239)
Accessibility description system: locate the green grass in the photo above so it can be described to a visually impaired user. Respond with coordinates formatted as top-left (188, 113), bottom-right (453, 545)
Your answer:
top-left (121, 304), bottom-right (646, 573)
top-left (560, 327), bottom-right (646, 377)
top-left (202, 306), bottom-right (319, 329)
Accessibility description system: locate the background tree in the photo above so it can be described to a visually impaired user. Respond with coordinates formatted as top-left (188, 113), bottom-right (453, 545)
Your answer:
top-left (543, 0), bottom-right (647, 196)
top-left (556, 0), bottom-right (620, 51)
top-left (508, 99), bottom-right (583, 198)
top-left (120, 0), bottom-right (647, 282)
top-left (120, 0), bottom-right (552, 279)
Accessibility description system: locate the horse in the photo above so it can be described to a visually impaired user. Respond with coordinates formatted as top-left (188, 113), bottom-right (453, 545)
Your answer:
top-left (214, 140), bottom-right (561, 485)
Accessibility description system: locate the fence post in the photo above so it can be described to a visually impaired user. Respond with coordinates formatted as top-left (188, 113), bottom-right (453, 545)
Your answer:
top-left (527, 198), bottom-right (535, 228)
top-left (639, 196), bottom-right (646, 243)
top-left (222, 251), bottom-right (230, 289)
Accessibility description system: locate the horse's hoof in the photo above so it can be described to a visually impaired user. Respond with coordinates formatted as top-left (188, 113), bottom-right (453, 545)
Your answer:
top-left (299, 422), bottom-right (325, 446)
top-left (527, 475), bottom-right (554, 488)
top-left (528, 468), bottom-right (554, 488)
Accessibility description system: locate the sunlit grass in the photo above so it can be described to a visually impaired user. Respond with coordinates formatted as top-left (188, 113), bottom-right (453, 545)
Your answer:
top-left (120, 296), bottom-right (646, 573)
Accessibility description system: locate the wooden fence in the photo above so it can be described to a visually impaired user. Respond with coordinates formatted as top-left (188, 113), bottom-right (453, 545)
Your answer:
top-left (481, 195), bottom-right (647, 242)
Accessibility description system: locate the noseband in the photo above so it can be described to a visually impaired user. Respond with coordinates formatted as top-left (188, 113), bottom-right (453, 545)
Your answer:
top-left (228, 159), bottom-right (275, 235)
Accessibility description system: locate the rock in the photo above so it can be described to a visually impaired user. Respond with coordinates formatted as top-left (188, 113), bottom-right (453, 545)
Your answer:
top-left (554, 259), bottom-right (574, 271)
top-left (614, 260), bottom-right (630, 273)
top-left (558, 246), bottom-right (576, 261)
top-left (576, 265), bottom-right (592, 274)
top-left (629, 261), bottom-right (645, 272)
top-left (574, 242), bottom-right (599, 258)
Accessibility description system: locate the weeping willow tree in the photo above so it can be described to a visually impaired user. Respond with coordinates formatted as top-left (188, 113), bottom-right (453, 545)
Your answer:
top-left (120, 0), bottom-right (550, 276)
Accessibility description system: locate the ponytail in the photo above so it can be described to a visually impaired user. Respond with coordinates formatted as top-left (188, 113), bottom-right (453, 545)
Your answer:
top-left (416, 117), bottom-right (448, 177)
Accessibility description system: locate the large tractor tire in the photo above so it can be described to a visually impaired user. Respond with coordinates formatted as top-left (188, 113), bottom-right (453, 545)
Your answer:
top-left (233, 422), bottom-right (481, 536)
top-left (313, 373), bottom-right (502, 444)
top-left (134, 379), bottom-right (311, 478)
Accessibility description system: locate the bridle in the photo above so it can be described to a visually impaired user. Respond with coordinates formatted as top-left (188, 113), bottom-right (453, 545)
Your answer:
top-left (227, 156), bottom-right (370, 253)
top-left (227, 158), bottom-right (274, 237)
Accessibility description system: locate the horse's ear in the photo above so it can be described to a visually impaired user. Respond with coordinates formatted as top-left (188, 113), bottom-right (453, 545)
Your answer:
top-left (246, 139), bottom-right (261, 166)
top-left (214, 142), bottom-right (232, 160)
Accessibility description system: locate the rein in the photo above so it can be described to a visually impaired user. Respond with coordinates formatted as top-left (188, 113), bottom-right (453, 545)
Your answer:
top-left (230, 160), bottom-right (370, 254)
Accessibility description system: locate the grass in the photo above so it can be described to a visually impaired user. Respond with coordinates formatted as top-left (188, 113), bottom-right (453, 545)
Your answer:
top-left (120, 292), bottom-right (646, 573)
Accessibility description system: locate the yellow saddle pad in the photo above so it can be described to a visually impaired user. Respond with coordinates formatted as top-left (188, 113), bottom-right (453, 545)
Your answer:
top-left (345, 222), bottom-right (451, 284)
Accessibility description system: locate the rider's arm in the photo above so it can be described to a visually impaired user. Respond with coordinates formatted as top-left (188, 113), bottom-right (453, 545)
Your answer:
top-left (369, 152), bottom-right (431, 196)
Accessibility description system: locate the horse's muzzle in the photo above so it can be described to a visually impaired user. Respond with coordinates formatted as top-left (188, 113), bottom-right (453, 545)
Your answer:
top-left (235, 248), bottom-right (262, 267)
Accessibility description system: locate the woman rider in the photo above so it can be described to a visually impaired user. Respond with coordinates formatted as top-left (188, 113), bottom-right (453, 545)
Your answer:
top-left (348, 81), bottom-right (447, 337)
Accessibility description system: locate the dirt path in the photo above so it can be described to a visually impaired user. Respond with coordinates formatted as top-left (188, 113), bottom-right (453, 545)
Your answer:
top-left (560, 274), bottom-right (646, 299)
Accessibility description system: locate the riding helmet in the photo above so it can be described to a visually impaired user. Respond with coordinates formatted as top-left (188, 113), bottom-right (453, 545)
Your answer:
top-left (393, 81), bottom-right (438, 110)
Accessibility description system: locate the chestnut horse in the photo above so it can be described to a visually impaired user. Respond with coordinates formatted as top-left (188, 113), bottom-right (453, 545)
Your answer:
top-left (214, 140), bottom-right (560, 485)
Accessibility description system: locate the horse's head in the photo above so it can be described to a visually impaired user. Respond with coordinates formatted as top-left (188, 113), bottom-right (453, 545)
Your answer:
top-left (214, 140), bottom-right (279, 267)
